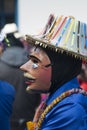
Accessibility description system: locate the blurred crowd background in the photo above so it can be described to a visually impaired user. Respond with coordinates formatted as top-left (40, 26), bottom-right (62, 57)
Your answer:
top-left (0, 0), bottom-right (16, 30)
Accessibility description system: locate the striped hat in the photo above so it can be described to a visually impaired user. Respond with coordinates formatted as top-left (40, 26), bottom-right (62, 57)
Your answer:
top-left (26, 14), bottom-right (87, 62)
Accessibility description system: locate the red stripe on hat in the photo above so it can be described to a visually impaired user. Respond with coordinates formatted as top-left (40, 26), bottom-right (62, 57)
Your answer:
top-left (52, 17), bottom-right (67, 39)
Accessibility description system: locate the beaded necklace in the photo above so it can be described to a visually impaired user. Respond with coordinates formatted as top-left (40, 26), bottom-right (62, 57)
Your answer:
top-left (27, 88), bottom-right (87, 130)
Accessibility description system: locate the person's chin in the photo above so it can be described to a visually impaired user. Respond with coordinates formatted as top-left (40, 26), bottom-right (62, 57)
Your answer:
top-left (26, 86), bottom-right (49, 94)
top-left (26, 86), bottom-right (35, 93)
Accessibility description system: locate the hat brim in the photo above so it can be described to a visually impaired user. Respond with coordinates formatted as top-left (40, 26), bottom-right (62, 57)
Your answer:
top-left (26, 35), bottom-right (87, 62)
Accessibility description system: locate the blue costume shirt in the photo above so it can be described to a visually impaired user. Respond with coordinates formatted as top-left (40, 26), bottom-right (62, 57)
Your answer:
top-left (0, 80), bottom-right (15, 130)
top-left (41, 78), bottom-right (87, 130)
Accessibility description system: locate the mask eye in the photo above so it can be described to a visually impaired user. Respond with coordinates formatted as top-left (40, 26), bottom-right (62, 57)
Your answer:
top-left (32, 58), bottom-right (38, 63)
top-left (29, 55), bottom-right (40, 69)
top-left (29, 55), bottom-right (39, 63)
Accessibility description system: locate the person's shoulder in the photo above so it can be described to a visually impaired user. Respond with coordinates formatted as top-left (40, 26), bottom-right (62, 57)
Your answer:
top-left (61, 92), bottom-right (87, 110)
top-left (48, 92), bottom-right (87, 116)
top-left (44, 99), bottom-right (86, 130)
top-left (0, 80), bottom-right (15, 96)
top-left (48, 96), bottom-right (86, 120)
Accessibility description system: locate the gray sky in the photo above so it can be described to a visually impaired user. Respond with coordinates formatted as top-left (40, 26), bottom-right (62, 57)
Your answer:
top-left (18, 0), bottom-right (87, 34)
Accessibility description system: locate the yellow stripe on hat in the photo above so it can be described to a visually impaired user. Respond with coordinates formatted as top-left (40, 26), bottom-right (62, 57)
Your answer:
top-left (71, 20), bottom-right (78, 46)
top-left (64, 18), bottom-right (75, 44)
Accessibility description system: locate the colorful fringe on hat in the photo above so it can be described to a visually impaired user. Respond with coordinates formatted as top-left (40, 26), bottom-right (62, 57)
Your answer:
top-left (26, 14), bottom-right (87, 62)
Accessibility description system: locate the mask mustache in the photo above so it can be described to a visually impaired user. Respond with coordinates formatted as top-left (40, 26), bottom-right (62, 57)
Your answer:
top-left (24, 72), bottom-right (35, 79)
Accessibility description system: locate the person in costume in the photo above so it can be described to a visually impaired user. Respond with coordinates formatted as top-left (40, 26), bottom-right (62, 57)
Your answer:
top-left (0, 80), bottom-right (15, 130)
top-left (20, 14), bottom-right (87, 130)
top-left (78, 63), bottom-right (87, 91)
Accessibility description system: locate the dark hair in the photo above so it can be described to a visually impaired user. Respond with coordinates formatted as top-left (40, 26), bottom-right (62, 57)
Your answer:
top-left (42, 46), bottom-right (82, 93)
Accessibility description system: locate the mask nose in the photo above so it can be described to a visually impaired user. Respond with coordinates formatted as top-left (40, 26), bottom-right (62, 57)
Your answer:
top-left (20, 61), bottom-right (29, 71)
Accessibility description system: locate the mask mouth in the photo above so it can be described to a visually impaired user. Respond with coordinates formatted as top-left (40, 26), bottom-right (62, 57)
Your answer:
top-left (25, 79), bottom-right (35, 85)
top-left (24, 72), bottom-right (50, 94)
